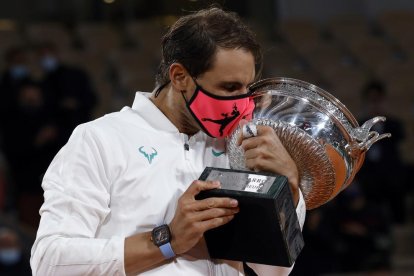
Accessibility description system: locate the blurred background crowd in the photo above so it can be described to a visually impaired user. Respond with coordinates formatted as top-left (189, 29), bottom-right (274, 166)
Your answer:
top-left (0, 0), bottom-right (413, 275)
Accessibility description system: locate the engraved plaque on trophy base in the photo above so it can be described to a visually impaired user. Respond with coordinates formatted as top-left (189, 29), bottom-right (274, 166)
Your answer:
top-left (196, 167), bottom-right (304, 267)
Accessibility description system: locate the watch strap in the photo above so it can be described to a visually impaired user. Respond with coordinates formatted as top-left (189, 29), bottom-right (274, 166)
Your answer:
top-left (159, 242), bottom-right (176, 259)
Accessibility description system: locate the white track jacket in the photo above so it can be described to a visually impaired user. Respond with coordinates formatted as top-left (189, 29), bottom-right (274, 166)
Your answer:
top-left (31, 92), bottom-right (306, 275)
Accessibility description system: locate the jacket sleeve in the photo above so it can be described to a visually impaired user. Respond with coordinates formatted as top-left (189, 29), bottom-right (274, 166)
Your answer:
top-left (246, 189), bottom-right (306, 276)
top-left (30, 124), bottom-right (126, 276)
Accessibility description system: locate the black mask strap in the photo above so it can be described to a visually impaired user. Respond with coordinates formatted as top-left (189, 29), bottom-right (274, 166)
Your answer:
top-left (154, 80), bottom-right (171, 98)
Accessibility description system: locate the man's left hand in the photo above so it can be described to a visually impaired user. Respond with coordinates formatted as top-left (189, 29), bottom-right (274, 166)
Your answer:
top-left (237, 124), bottom-right (300, 205)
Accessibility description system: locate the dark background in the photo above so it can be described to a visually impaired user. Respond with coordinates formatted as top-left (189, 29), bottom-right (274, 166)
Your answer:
top-left (0, 0), bottom-right (413, 275)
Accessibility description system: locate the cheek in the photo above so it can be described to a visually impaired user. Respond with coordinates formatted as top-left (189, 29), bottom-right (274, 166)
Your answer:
top-left (184, 83), bottom-right (197, 99)
top-left (180, 105), bottom-right (199, 130)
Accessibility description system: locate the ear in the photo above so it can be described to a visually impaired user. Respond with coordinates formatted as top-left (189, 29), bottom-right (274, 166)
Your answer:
top-left (169, 63), bottom-right (192, 93)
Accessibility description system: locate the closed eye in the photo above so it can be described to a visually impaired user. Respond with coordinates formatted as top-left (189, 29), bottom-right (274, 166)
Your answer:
top-left (221, 82), bottom-right (243, 92)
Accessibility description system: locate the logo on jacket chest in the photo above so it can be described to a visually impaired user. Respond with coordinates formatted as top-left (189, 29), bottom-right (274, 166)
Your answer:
top-left (212, 148), bottom-right (225, 157)
top-left (211, 139), bottom-right (226, 158)
top-left (139, 146), bottom-right (158, 164)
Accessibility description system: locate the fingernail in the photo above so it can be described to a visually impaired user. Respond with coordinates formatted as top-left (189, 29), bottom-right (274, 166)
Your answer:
top-left (213, 181), bottom-right (221, 188)
top-left (230, 199), bottom-right (238, 206)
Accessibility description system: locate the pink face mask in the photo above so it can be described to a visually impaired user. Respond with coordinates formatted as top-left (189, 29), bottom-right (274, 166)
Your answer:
top-left (184, 84), bottom-right (255, 138)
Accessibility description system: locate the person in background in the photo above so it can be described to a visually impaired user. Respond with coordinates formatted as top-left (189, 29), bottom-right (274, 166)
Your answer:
top-left (0, 46), bottom-right (33, 219)
top-left (31, 7), bottom-right (306, 275)
top-left (37, 42), bottom-right (98, 144)
top-left (0, 46), bottom-right (32, 128)
top-left (357, 80), bottom-right (407, 224)
top-left (2, 80), bottom-right (61, 228)
top-left (0, 227), bottom-right (31, 276)
top-left (334, 183), bottom-right (392, 272)
top-left (290, 205), bottom-right (340, 275)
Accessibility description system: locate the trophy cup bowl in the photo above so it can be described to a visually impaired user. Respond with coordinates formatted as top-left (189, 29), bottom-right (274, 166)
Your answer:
top-left (227, 77), bottom-right (391, 209)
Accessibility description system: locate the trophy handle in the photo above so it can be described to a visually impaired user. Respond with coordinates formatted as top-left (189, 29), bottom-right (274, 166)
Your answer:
top-left (347, 116), bottom-right (392, 157)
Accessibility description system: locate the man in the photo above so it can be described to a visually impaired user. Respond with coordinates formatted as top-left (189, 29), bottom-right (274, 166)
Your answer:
top-left (0, 227), bottom-right (31, 276)
top-left (0, 46), bottom-right (32, 125)
top-left (31, 7), bottom-right (306, 275)
top-left (2, 80), bottom-right (61, 227)
top-left (37, 42), bottom-right (98, 145)
top-left (357, 80), bottom-right (406, 224)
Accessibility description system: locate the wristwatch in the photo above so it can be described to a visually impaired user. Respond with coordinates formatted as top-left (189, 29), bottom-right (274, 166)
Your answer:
top-left (151, 224), bottom-right (176, 259)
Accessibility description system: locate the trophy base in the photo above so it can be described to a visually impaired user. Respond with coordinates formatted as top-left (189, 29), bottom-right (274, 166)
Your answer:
top-left (196, 167), bottom-right (304, 267)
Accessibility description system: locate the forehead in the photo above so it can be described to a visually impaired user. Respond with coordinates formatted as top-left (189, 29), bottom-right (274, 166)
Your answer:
top-left (202, 47), bottom-right (256, 83)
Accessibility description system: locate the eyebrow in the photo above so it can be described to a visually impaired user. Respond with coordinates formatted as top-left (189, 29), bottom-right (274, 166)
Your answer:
top-left (218, 81), bottom-right (241, 86)
top-left (217, 80), bottom-right (253, 88)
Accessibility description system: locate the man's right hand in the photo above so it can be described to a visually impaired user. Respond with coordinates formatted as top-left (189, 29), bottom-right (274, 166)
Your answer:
top-left (169, 180), bottom-right (239, 255)
top-left (124, 180), bottom-right (238, 274)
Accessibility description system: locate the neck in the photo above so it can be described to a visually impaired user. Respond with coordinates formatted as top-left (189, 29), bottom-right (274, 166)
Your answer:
top-left (150, 86), bottom-right (199, 135)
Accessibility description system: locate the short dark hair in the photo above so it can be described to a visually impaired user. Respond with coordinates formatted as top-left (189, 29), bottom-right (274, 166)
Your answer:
top-left (155, 7), bottom-right (262, 87)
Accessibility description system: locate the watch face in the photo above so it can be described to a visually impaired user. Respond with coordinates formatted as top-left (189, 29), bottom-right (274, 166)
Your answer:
top-left (152, 225), bottom-right (171, 246)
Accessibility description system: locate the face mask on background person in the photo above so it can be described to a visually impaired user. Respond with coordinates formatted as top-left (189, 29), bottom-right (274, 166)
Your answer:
top-left (9, 65), bottom-right (28, 80)
top-left (0, 248), bottom-right (22, 266)
top-left (40, 55), bottom-right (59, 72)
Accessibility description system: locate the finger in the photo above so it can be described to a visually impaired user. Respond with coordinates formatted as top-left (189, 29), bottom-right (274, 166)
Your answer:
top-left (237, 121), bottom-right (259, 146)
top-left (242, 123), bottom-right (258, 138)
top-left (192, 206), bottom-right (240, 222)
top-left (244, 146), bottom-right (265, 160)
top-left (197, 215), bottom-right (236, 232)
top-left (241, 136), bottom-right (260, 152)
top-left (244, 156), bottom-right (268, 172)
top-left (185, 180), bottom-right (221, 197)
top-left (243, 145), bottom-right (276, 171)
top-left (194, 197), bottom-right (238, 211)
top-left (241, 127), bottom-right (279, 151)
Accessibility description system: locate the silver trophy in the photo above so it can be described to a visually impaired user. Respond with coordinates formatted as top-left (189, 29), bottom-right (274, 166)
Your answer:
top-left (227, 77), bottom-right (391, 209)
